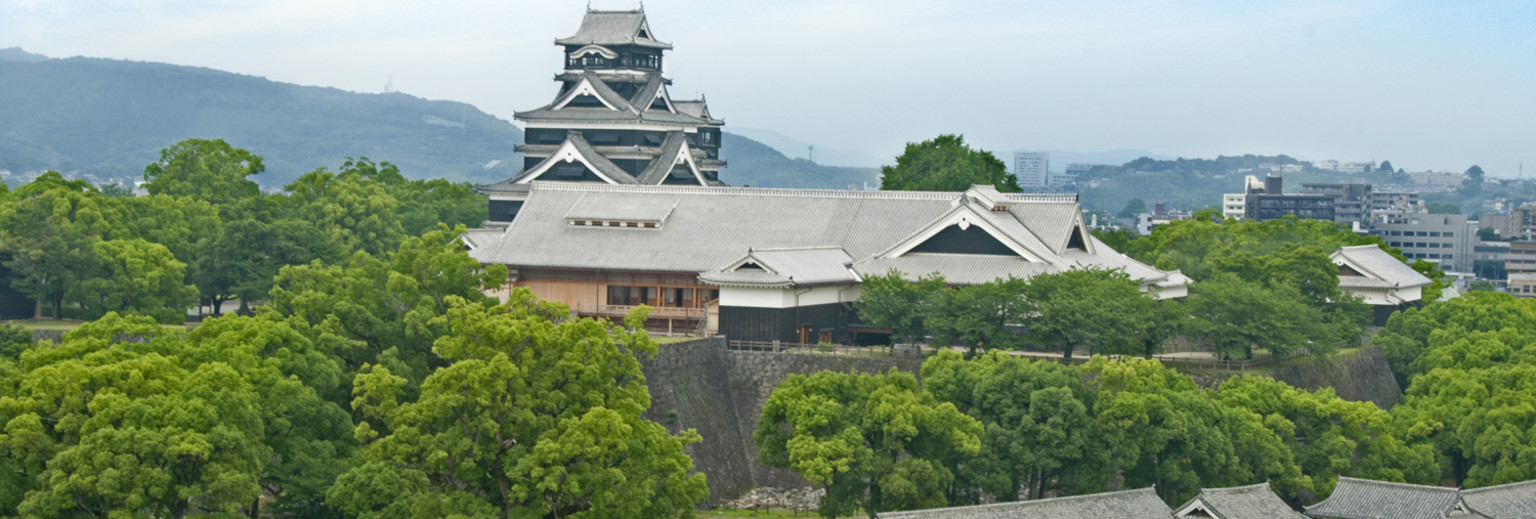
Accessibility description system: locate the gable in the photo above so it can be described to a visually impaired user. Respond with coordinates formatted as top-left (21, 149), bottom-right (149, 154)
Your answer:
top-left (909, 224), bottom-right (1018, 255)
top-left (1339, 263), bottom-right (1366, 277)
top-left (1066, 225), bottom-right (1088, 251)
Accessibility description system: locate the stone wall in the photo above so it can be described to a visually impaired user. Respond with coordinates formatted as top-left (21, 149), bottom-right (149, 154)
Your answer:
top-left (639, 338), bottom-right (924, 503)
top-left (1264, 346), bottom-right (1402, 409)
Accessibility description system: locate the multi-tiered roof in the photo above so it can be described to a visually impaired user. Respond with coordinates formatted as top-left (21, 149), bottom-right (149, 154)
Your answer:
top-left (482, 8), bottom-right (724, 224)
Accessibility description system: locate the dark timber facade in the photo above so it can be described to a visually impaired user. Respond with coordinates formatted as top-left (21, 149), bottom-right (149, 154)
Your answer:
top-left (480, 8), bottom-right (725, 225)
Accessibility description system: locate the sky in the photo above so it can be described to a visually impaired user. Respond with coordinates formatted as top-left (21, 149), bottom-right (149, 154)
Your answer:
top-left (3, 0), bottom-right (1534, 175)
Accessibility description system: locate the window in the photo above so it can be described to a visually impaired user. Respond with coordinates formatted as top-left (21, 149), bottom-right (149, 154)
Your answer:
top-left (1430, 232), bottom-right (1442, 237)
top-left (607, 286), bottom-right (657, 306)
top-left (1445, 232), bottom-right (1455, 237)
top-left (1417, 231), bottom-right (1428, 237)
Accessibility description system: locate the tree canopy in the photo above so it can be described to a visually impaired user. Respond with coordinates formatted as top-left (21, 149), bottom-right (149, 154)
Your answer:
top-left (879, 135), bottom-right (1019, 192)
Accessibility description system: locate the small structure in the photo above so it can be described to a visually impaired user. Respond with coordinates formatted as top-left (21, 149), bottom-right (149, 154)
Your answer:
top-left (1331, 245), bottom-right (1433, 325)
top-left (876, 487), bottom-right (1173, 519)
top-left (1173, 482), bottom-right (1306, 519)
top-left (1460, 480), bottom-right (1536, 519)
top-left (1304, 477), bottom-right (1474, 519)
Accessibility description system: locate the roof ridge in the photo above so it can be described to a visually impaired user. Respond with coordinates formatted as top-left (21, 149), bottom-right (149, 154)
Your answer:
top-left (1200, 482), bottom-right (1274, 494)
top-left (527, 181), bottom-right (960, 200)
top-left (1334, 476), bottom-right (1460, 492)
top-left (1459, 479), bottom-right (1536, 494)
top-left (880, 487), bottom-right (1160, 517)
top-left (751, 246), bottom-right (849, 253)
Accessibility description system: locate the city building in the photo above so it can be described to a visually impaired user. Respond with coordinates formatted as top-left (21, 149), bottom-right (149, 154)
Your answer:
top-left (479, 8), bottom-right (726, 225)
top-left (1236, 175), bottom-right (1336, 222)
top-left (1508, 273), bottom-right (1536, 299)
top-left (1373, 214), bottom-right (1476, 273)
top-left (1506, 241), bottom-right (1536, 280)
top-left (467, 183), bottom-right (1190, 344)
top-left (1300, 182), bottom-right (1372, 225)
top-left (1370, 191), bottom-right (1427, 225)
top-left (1222, 193), bottom-right (1247, 220)
top-left (1408, 170), bottom-right (1467, 191)
top-left (1338, 162), bottom-right (1374, 174)
top-left (1174, 483), bottom-right (1306, 519)
top-left (1014, 151), bottom-right (1050, 189)
top-left (1311, 159), bottom-right (1340, 171)
top-left (1477, 213), bottom-right (1513, 238)
top-left (1135, 204), bottom-right (1193, 236)
top-left (1331, 245), bottom-right (1433, 325)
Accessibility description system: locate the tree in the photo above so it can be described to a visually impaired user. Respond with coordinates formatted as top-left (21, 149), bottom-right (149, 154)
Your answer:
top-left (755, 368), bottom-right (982, 518)
top-left (142, 138), bottom-right (265, 208)
top-left (1426, 202), bottom-right (1461, 215)
top-left (0, 323), bottom-right (29, 359)
top-left (329, 293), bottom-right (708, 519)
top-left (1187, 274), bottom-right (1327, 359)
top-left (1477, 226), bottom-right (1500, 241)
top-left (196, 217), bottom-right (339, 313)
top-left (879, 134), bottom-right (1019, 192)
top-left (1461, 165), bottom-right (1486, 197)
top-left (1020, 268), bottom-right (1155, 360)
top-left (928, 277), bottom-right (1029, 356)
top-left (71, 238), bottom-right (199, 323)
top-left (0, 314), bottom-right (268, 517)
top-left (852, 271), bottom-right (946, 347)
top-left (0, 177), bottom-right (118, 319)
top-left (1091, 226), bottom-right (1138, 252)
top-left (282, 168), bottom-right (406, 257)
top-left (921, 351), bottom-right (1104, 503)
top-left (1379, 160), bottom-right (1394, 173)
top-left (334, 158), bottom-right (488, 235)
top-left (1468, 279), bottom-right (1495, 292)
top-left (1118, 197), bottom-right (1147, 218)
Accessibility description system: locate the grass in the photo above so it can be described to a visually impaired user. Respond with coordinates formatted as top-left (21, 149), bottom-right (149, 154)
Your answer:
top-left (3, 318), bottom-right (193, 333)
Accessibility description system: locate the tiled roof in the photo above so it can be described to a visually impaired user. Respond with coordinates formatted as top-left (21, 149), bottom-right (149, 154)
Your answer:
top-left (1174, 482), bottom-right (1307, 519)
top-left (562, 193), bottom-right (677, 223)
top-left (555, 9), bottom-right (672, 49)
top-left (470, 183), bottom-right (1187, 296)
top-left (1304, 477), bottom-right (1466, 519)
top-left (699, 247), bottom-right (859, 288)
top-left (635, 132), bottom-right (700, 185)
top-left (507, 132), bottom-right (638, 185)
top-left (877, 487), bottom-right (1173, 519)
top-left (460, 228), bottom-right (505, 250)
top-left (1462, 480), bottom-right (1536, 519)
top-left (1332, 245), bottom-right (1432, 289)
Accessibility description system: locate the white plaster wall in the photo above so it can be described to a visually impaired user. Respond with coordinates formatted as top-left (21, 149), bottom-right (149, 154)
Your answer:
top-left (720, 286), bottom-right (793, 308)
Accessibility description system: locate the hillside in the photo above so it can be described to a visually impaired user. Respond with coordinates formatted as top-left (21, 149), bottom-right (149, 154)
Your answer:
top-left (717, 132), bottom-right (880, 189)
top-left (0, 50), bottom-right (879, 191)
top-left (0, 55), bottom-right (524, 186)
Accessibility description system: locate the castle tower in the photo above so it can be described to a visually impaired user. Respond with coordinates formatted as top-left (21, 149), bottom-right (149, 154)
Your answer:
top-left (482, 8), bottom-right (726, 225)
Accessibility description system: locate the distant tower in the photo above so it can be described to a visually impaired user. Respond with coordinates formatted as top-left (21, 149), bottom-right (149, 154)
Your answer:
top-left (479, 8), bottom-right (726, 224)
top-left (1014, 152), bottom-right (1050, 189)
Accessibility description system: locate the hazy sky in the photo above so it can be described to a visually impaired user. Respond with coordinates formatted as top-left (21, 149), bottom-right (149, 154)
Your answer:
top-left (4, 1), bottom-right (1534, 175)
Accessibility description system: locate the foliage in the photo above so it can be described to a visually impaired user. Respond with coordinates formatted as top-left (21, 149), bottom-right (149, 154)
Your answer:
top-left (853, 271), bottom-right (946, 346)
top-left (1425, 202), bottom-right (1461, 215)
top-left (1118, 197), bottom-right (1147, 218)
top-left (1468, 280), bottom-right (1495, 292)
top-left (1477, 226), bottom-right (1500, 241)
top-left (1187, 274), bottom-right (1331, 359)
top-left (329, 292), bottom-right (708, 518)
top-left (71, 238), bottom-right (199, 323)
top-left (142, 138), bottom-right (265, 208)
top-left (929, 277), bottom-right (1030, 355)
top-left (1019, 269), bottom-right (1157, 360)
top-left (0, 176), bottom-right (118, 319)
top-left (755, 368), bottom-right (982, 518)
top-left (1374, 292), bottom-right (1536, 486)
top-left (921, 351), bottom-right (1103, 503)
top-left (0, 323), bottom-right (30, 359)
top-left (879, 135), bottom-right (1018, 192)
top-left (283, 167), bottom-right (406, 257)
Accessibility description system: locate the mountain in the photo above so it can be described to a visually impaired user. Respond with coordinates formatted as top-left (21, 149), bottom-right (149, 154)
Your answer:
top-left (0, 50), bottom-right (877, 191)
top-left (0, 47), bottom-right (49, 63)
top-left (1012, 149), bottom-right (1171, 173)
top-left (0, 54), bottom-right (524, 186)
top-left (727, 127), bottom-right (887, 168)
top-left (718, 132), bottom-right (880, 189)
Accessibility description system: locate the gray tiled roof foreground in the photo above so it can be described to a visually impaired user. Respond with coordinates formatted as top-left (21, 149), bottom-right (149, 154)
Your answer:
top-left (866, 477), bottom-right (1536, 519)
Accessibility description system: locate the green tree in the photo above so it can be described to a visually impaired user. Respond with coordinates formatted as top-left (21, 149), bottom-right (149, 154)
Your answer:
top-left (0, 176), bottom-right (118, 319)
top-left (879, 135), bottom-right (1018, 192)
top-left (329, 293), bottom-right (707, 519)
top-left (1379, 160), bottom-right (1394, 173)
top-left (921, 351), bottom-right (1104, 503)
top-left (1021, 268), bottom-right (1155, 360)
top-left (929, 277), bottom-right (1029, 356)
top-left (282, 168), bottom-right (406, 257)
top-left (755, 368), bottom-right (982, 518)
top-left (71, 238), bottom-right (199, 323)
top-left (142, 138), bottom-right (265, 208)
top-left (1461, 165), bottom-right (1485, 197)
top-left (334, 158), bottom-right (488, 235)
top-left (852, 271), bottom-right (946, 347)
top-left (1187, 274), bottom-right (1328, 359)
top-left (1468, 280), bottom-right (1495, 292)
top-left (0, 323), bottom-right (29, 359)
top-left (1118, 197), bottom-right (1147, 218)
top-left (197, 217), bottom-right (339, 313)
top-left (1477, 226), bottom-right (1500, 241)
top-left (0, 315), bottom-right (268, 517)
top-left (1426, 202), bottom-right (1461, 215)
top-left (1090, 226), bottom-right (1138, 252)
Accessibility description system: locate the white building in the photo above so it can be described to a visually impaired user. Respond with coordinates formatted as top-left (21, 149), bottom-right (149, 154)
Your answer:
top-left (1014, 152), bottom-right (1050, 189)
top-left (1331, 245), bottom-right (1433, 324)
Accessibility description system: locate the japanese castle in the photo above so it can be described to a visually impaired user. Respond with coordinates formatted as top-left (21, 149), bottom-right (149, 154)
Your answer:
top-left (481, 8), bottom-right (725, 225)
